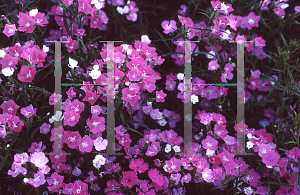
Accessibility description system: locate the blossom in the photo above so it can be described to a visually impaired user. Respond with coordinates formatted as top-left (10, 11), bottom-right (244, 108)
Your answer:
top-left (161, 20), bottom-right (177, 34)
top-left (49, 92), bottom-right (61, 105)
top-left (47, 172), bottom-right (64, 192)
top-left (28, 141), bottom-right (46, 153)
top-left (17, 12), bottom-right (36, 33)
top-left (73, 180), bottom-right (89, 195)
top-left (208, 60), bottom-right (219, 70)
top-left (3, 24), bottom-right (17, 37)
top-left (20, 104), bottom-right (37, 118)
top-left (255, 36), bottom-right (266, 47)
top-left (30, 152), bottom-right (49, 168)
top-left (27, 171), bottom-right (46, 187)
top-left (63, 130), bottom-right (82, 149)
top-left (141, 35), bottom-right (151, 44)
top-left (120, 171), bottom-right (139, 188)
top-left (94, 136), bottom-right (108, 151)
top-left (82, 91), bottom-right (99, 105)
top-left (202, 168), bottom-right (214, 183)
top-left (262, 150), bottom-right (280, 167)
top-left (68, 58), bottom-right (78, 69)
top-left (79, 135), bottom-right (94, 153)
top-left (86, 115), bottom-right (106, 134)
top-left (17, 65), bottom-right (36, 82)
top-left (1, 100), bottom-right (19, 116)
top-left (295, 6), bottom-right (300, 13)
top-left (148, 168), bottom-right (164, 186)
top-left (202, 135), bottom-right (218, 151)
top-left (93, 154), bottom-right (106, 169)
top-left (156, 90), bottom-right (167, 102)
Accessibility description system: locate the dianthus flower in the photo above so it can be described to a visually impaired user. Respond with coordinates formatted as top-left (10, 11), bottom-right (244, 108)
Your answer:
top-left (148, 168), bottom-right (164, 186)
top-left (17, 65), bottom-right (36, 82)
top-left (120, 171), bottom-right (139, 188)
top-left (129, 158), bottom-right (149, 174)
top-left (161, 20), bottom-right (177, 34)
top-left (3, 24), bottom-right (17, 37)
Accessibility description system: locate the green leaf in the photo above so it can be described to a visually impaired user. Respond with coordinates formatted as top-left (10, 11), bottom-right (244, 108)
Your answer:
top-left (0, 154), bottom-right (8, 171)
top-left (124, 127), bottom-right (143, 137)
top-left (30, 86), bottom-right (52, 95)
top-left (155, 29), bottom-right (172, 52)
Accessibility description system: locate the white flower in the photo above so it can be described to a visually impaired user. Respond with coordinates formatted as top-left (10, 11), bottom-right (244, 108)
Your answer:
top-left (206, 149), bottom-right (215, 157)
top-left (49, 111), bottom-right (63, 123)
top-left (163, 164), bottom-right (170, 172)
top-left (0, 49), bottom-right (6, 58)
top-left (246, 141), bottom-right (254, 149)
top-left (29, 9), bottom-right (38, 17)
top-left (68, 58), bottom-right (78, 69)
top-left (93, 154), bottom-right (106, 169)
top-left (244, 186), bottom-right (253, 195)
top-left (2, 67), bottom-right (14, 77)
top-left (191, 94), bottom-right (199, 104)
top-left (157, 119), bottom-right (167, 126)
top-left (89, 65), bottom-right (102, 79)
top-left (141, 35), bottom-right (151, 44)
top-left (177, 73), bottom-right (185, 80)
top-left (173, 145), bottom-right (181, 153)
top-left (43, 45), bottom-right (49, 53)
top-left (164, 144), bottom-right (171, 153)
top-left (23, 178), bottom-right (29, 183)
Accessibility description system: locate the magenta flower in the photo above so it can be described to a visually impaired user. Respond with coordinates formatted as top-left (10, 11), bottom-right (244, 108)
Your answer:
top-left (161, 20), bottom-right (177, 34)
top-left (65, 39), bottom-right (79, 53)
top-left (7, 115), bottom-right (24, 132)
top-left (73, 180), bottom-right (89, 195)
top-left (27, 171), bottom-right (46, 188)
top-left (1, 100), bottom-right (19, 116)
top-left (177, 4), bottom-right (187, 16)
top-left (295, 6), bottom-right (300, 13)
top-left (49, 92), bottom-right (61, 105)
top-left (18, 65), bottom-right (36, 82)
top-left (120, 171), bottom-right (139, 188)
top-left (165, 157), bottom-right (181, 173)
top-left (0, 54), bottom-right (19, 69)
top-left (82, 91), bottom-right (99, 105)
top-left (79, 135), bottom-right (94, 153)
top-left (33, 12), bottom-right (49, 27)
top-left (156, 90), bottom-right (167, 102)
top-left (181, 173), bottom-right (191, 185)
top-left (28, 141), bottom-right (46, 153)
top-left (47, 172), bottom-right (64, 192)
top-left (63, 130), bottom-right (82, 149)
top-left (202, 135), bottom-right (218, 151)
top-left (63, 110), bottom-right (80, 127)
top-left (66, 87), bottom-right (76, 99)
top-left (148, 168), bottom-right (164, 186)
top-left (30, 152), bottom-right (49, 168)
top-left (62, 183), bottom-right (74, 194)
top-left (86, 115), bottom-right (105, 134)
top-left (262, 150), bottom-right (280, 167)
top-left (17, 12), bottom-right (36, 33)
top-left (129, 158), bottom-right (149, 174)
top-left (3, 24), bottom-right (17, 37)
top-left (84, 171), bottom-right (97, 184)
top-left (21, 104), bottom-right (37, 118)
top-left (255, 36), bottom-right (266, 47)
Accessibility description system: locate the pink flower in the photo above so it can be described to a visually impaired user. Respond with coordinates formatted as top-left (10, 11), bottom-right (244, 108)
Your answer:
top-left (3, 24), bottom-right (17, 37)
top-left (243, 12), bottom-right (260, 30)
top-left (27, 171), bottom-right (46, 187)
top-left (78, 0), bottom-right (92, 15)
top-left (262, 150), bottom-right (280, 167)
top-left (79, 135), bottom-right (94, 153)
top-left (33, 12), bottom-right (49, 27)
top-left (49, 92), bottom-right (61, 105)
top-left (47, 172), bottom-right (64, 192)
top-left (1, 100), bottom-right (19, 116)
top-left (30, 152), bottom-right (49, 168)
top-left (202, 135), bottom-right (218, 151)
top-left (148, 168), bottom-right (164, 186)
top-left (295, 6), bottom-right (300, 13)
top-left (178, 15), bottom-right (194, 28)
top-left (255, 36), bottom-right (266, 47)
top-left (86, 115), bottom-right (105, 134)
top-left (65, 39), bottom-right (79, 53)
top-left (63, 110), bottom-right (80, 127)
top-left (73, 180), bottom-right (89, 195)
top-left (28, 141), bottom-right (46, 153)
top-left (120, 171), bottom-right (139, 188)
top-left (20, 104), bottom-right (36, 118)
top-left (17, 12), bottom-right (36, 33)
top-left (156, 90), bottom-right (167, 102)
top-left (83, 91), bottom-right (99, 105)
top-left (208, 60), bottom-right (219, 70)
top-left (94, 136), bottom-right (108, 151)
top-left (17, 65), bottom-right (36, 82)
top-left (273, 8), bottom-right (285, 18)
top-left (63, 130), bottom-right (82, 149)
top-left (7, 115), bottom-right (24, 132)
top-left (161, 20), bottom-right (177, 34)
top-left (202, 168), bottom-right (214, 183)
top-left (129, 158), bottom-right (149, 174)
